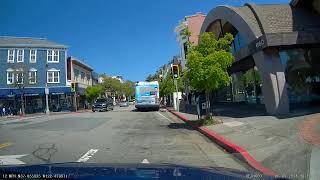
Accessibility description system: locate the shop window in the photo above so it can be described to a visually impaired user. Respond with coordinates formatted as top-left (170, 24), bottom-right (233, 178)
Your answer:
top-left (280, 48), bottom-right (320, 104)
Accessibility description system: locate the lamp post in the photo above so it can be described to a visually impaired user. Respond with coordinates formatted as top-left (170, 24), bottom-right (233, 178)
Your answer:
top-left (45, 63), bottom-right (50, 114)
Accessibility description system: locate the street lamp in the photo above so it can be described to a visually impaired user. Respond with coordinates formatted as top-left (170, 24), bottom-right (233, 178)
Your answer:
top-left (45, 63), bottom-right (50, 114)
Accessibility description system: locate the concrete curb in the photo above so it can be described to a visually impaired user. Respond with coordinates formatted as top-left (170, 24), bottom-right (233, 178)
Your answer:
top-left (166, 108), bottom-right (277, 177)
top-left (0, 110), bottom-right (92, 122)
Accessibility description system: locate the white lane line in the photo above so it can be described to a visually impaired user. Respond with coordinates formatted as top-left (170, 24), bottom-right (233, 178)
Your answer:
top-left (0, 154), bottom-right (28, 165)
top-left (77, 149), bottom-right (99, 162)
top-left (141, 159), bottom-right (150, 164)
top-left (157, 112), bottom-right (174, 123)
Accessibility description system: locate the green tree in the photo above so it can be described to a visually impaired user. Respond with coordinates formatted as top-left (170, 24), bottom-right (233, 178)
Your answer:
top-left (85, 85), bottom-right (103, 103)
top-left (186, 32), bottom-right (234, 118)
top-left (122, 80), bottom-right (135, 100)
top-left (145, 73), bottom-right (158, 82)
top-left (100, 75), bottom-right (122, 98)
top-left (159, 74), bottom-right (183, 97)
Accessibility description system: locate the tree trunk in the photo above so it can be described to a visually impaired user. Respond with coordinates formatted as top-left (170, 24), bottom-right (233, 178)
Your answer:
top-left (205, 92), bottom-right (211, 119)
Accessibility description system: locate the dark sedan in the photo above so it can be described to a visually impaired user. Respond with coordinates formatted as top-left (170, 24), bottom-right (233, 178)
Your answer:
top-left (92, 98), bottom-right (114, 112)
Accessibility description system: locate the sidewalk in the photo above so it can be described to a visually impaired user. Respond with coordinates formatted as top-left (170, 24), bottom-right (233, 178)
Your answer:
top-left (0, 109), bottom-right (92, 122)
top-left (167, 105), bottom-right (320, 179)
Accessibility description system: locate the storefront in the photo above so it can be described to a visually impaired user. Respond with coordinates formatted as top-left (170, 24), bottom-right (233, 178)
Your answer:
top-left (0, 87), bottom-right (73, 114)
top-left (200, 1), bottom-right (320, 114)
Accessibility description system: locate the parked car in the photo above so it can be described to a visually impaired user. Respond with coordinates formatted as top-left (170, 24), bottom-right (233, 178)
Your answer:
top-left (119, 101), bottom-right (129, 107)
top-left (128, 100), bottom-right (135, 105)
top-left (92, 98), bottom-right (114, 112)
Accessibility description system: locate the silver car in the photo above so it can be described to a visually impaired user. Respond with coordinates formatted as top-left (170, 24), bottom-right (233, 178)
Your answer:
top-left (119, 101), bottom-right (129, 107)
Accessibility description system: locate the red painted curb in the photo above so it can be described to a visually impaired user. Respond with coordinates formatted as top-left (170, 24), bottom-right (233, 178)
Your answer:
top-left (166, 108), bottom-right (277, 177)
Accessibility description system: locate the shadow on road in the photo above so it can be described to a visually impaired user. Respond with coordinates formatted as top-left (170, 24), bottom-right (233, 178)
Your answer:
top-left (167, 123), bottom-right (194, 130)
top-left (131, 109), bottom-right (159, 112)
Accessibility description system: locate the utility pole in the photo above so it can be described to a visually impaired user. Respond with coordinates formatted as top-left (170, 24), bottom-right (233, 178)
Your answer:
top-left (71, 82), bottom-right (77, 111)
top-left (45, 63), bottom-right (50, 115)
top-left (174, 79), bottom-right (179, 112)
top-left (74, 91), bottom-right (77, 111)
top-left (172, 64), bottom-right (180, 112)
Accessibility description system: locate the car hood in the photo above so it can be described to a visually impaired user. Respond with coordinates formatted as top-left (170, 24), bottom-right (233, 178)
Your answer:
top-left (0, 162), bottom-right (285, 180)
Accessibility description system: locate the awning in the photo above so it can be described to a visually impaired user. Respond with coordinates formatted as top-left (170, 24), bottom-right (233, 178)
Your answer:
top-left (0, 87), bottom-right (73, 98)
top-left (48, 87), bottom-right (72, 95)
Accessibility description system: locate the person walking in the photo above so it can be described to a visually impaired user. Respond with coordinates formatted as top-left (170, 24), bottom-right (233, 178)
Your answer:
top-left (2, 106), bottom-right (6, 116)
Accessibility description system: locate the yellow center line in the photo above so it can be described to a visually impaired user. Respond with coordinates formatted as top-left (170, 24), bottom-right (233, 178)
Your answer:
top-left (0, 142), bottom-right (12, 149)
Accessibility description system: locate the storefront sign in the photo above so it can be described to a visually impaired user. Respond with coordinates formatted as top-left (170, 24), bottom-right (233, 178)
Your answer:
top-left (255, 39), bottom-right (265, 49)
top-left (247, 35), bottom-right (267, 56)
top-left (306, 76), bottom-right (320, 83)
top-left (24, 93), bottom-right (39, 96)
top-left (52, 92), bottom-right (64, 95)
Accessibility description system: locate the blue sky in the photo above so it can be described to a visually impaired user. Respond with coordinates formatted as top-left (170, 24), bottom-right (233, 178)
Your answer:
top-left (0, 0), bottom-right (289, 81)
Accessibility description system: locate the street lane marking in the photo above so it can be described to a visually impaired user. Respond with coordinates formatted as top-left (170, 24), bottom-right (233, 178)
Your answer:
top-left (157, 112), bottom-right (174, 123)
top-left (0, 154), bottom-right (28, 165)
top-left (77, 149), bottom-right (99, 162)
top-left (0, 142), bottom-right (12, 149)
top-left (141, 159), bottom-right (150, 164)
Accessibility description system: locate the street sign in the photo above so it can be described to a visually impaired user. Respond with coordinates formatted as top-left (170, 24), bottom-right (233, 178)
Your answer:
top-left (45, 87), bottom-right (49, 95)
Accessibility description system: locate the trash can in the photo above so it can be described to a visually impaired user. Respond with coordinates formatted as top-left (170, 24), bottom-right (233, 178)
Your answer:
top-left (196, 94), bottom-right (206, 120)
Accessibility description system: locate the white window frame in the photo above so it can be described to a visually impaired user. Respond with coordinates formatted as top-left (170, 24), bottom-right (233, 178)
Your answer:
top-left (81, 72), bottom-right (85, 83)
top-left (7, 49), bottom-right (15, 63)
top-left (15, 71), bottom-right (24, 84)
top-left (29, 49), bottom-right (37, 63)
top-left (17, 49), bottom-right (24, 62)
top-left (6, 69), bottom-right (14, 84)
top-left (47, 50), bottom-right (59, 63)
top-left (29, 68), bottom-right (37, 84)
top-left (47, 69), bottom-right (60, 83)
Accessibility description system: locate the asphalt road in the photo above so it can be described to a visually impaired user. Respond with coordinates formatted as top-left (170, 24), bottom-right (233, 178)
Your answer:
top-left (0, 106), bottom-right (250, 172)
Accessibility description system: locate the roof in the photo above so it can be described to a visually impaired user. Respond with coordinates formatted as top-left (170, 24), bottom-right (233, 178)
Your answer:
top-left (69, 56), bottom-right (94, 71)
top-left (202, 3), bottom-right (320, 42)
top-left (0, 36), bottom-right (67, 49)
top-left (238, 3), bottom-right (320, 34)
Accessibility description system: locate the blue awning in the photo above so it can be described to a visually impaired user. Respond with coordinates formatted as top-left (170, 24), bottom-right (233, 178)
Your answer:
top-left (0, 87), bottom-right (73, 98)
top-left (48, 87), bottom-right (72, 95)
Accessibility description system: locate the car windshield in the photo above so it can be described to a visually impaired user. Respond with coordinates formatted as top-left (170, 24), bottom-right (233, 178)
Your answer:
top-left (95, 99), bottom-right (107, 103)
top-left (1, 0), bottom-right (319, 179)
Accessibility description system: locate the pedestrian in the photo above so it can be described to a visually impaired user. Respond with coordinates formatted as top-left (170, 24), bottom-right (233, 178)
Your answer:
top-left (2, 106), bottom-right (6, 116)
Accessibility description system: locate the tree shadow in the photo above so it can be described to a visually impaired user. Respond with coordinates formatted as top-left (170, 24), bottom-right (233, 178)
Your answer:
top-left (167, 123), bottom-right (194, 130)
top-left (179, 102), bottom-right (320, 119)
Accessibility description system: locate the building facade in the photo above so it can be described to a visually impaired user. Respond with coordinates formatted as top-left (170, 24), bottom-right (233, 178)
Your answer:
top-left (67, 57), bottom-right (94, 109)
top-left (175, 12), bottom-right (206, 69)
top-left (200, 0), bottom-right (320, 114)
top-left (0, 36), bottom-right (71, 114)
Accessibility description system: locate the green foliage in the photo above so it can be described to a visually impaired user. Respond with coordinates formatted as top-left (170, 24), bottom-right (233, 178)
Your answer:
top-left (122, 80), bottom-right (135, 99)
top-left (186, 32), bottom-right (234, 94)
top-left (242, 68), bottom-right (261, 87)
top-left (99, 75), bottom-right (135, 99)
top-left (100, 75), bottom-right (122, 95)
top-left (199, 117), bottom-right (221, 126)
top-left (159, 74), bottom-right (183, 97)
top-left (85, 85), bottom-right (103, 103)
top-left (145, 73), bottom-right (158, 82)
top-left (186, 32), bottom-right (234, 117)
